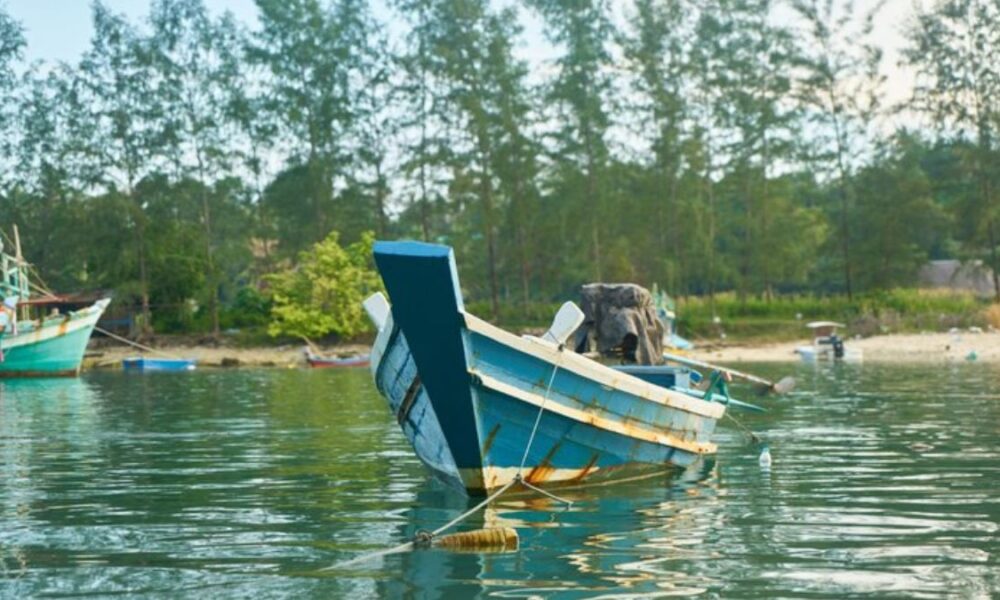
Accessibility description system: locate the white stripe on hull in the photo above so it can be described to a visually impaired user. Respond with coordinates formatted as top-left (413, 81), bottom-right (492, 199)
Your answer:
top-left (470, 369), bottom-right (716, 455)
top-left (1, 299), bottom-right (109, 352)
top-left (463, 313), bottom-right (725, 420)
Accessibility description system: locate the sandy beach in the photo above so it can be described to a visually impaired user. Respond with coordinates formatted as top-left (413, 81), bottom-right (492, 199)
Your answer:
top-left (81, 329), bottom-right (1000, 371)
top-left (688, 330), bottom-right (1000, 363)
top-left (83, 340), bottom-right (371, 370)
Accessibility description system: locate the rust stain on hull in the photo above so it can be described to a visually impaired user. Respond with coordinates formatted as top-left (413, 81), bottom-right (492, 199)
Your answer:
top-left (526, 442), bottom-right (562, 484)
top-left (571, 453), bottom-right (601, 482)
top-left (481, 423), bottom-right (501, 456)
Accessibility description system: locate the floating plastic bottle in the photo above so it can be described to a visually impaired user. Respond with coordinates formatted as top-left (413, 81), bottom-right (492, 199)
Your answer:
top-left (759, 445), bottom-right (772, 469)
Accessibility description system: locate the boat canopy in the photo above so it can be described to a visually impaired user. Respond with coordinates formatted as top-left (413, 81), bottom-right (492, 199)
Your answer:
top-left (575, 283), bottom-right (664, 365)
top-left (806, 321), bottom-right (845, 329)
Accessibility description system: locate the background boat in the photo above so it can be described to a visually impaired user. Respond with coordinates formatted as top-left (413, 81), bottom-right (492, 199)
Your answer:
top-left (0, 228), bottom-right (110, 378)
top-left (0, 298), bottom-right (110, 377)
top-left (122, 357), bottom-right (197, 372)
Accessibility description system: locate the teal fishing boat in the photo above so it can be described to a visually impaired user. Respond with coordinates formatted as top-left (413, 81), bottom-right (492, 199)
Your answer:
top-left (0, 231), bottom-right (109, 377)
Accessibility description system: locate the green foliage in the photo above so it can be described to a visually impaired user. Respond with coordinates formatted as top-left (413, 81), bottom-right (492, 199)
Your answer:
top-left (221, 287), bottom-right (272, 329)
top-left (266, 231), bottom-right (382, 340)
top-left (1, 0), bottom-right (999, 344)
top-left (677, 289), bottom-right (986, 340)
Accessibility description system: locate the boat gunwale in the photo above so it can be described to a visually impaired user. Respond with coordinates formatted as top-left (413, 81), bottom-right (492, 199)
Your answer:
top-left (463, 312), bottom-right (726, 420)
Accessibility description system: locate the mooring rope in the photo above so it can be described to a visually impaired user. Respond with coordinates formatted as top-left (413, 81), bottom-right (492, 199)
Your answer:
top-left (724, 412), bottom-right (761, 445)
top-left (329, 345), bottom-right (576, 570)
top-left (93, 326), bottom-right (188, 361)
top-left (518, 345), bottom-right (565, 473)
top-left (326, 477), bottom-right (520, 570)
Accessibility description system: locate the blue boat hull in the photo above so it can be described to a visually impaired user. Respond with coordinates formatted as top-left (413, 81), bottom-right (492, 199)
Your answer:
top-left (122, 357), bottom-right (197, 372)
top-left (369, 241), bottom-right (725, 494)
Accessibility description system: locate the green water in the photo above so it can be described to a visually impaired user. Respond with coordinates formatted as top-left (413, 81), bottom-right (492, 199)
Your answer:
top-left (1, 365), bottom-right (997, 598)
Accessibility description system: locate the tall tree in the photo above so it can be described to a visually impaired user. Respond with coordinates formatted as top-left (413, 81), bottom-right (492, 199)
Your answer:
top-left (621, 0), bottom-right (692, 292)
top-left (794, 0), bottom-right (885, 299)
top-left (352, 17), bottom-right (396, 238)
top-left (6, 66), bottom-right (93, 289)
top-left (147, 0), bottom-right (244, 337)
top-left (528, 0), bottom-right (614, 281)
top-left (0, 4), bottom-right (25, 187)
top-left (485, 8), bottom-right (542, 306)
top-left (394, 0), bottom-right (449, 242)
top-left (905, 0), bottom-right (1000, 300)
top-left (694, 0), bottom-right (801, 299)
top-left (251, 0), bottom-right (372, 254)
top-left (422, 0), bottom-right (537, 316)
top-left (76, 2), bottom-right (161, 334)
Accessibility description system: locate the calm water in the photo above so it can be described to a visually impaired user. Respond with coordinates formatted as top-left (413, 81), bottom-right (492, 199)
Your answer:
top-left (1, 364), bottom-right (998, 598)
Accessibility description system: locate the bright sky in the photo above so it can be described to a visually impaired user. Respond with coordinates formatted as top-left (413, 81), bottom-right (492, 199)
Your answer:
top-left (4, 0), bottom-right (920, 127)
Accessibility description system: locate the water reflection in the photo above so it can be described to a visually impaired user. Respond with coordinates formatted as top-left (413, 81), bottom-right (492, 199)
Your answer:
top-left (0, 365), bottom-right (998, 598)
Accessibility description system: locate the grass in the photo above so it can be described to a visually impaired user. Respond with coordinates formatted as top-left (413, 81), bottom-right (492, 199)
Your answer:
top-left (179, 288), bottom-right (996, 346)
top-left (472, 289), bottom-right (995, 343)
top-left (678, 289), bottom-right (990, 342)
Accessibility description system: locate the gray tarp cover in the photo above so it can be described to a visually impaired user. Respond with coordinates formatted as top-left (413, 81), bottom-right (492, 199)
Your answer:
top-left (574, 283), bottom-right (664, 365)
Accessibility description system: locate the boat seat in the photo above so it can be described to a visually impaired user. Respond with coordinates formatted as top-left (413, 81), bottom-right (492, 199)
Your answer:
top-left (363, 292), bottom-right (391, 332)
top-left (523, 301), bottom-right (585, 347)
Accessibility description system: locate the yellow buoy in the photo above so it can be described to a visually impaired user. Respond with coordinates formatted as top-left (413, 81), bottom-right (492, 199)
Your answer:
top-left (433, 527), bottom-right (519, 552)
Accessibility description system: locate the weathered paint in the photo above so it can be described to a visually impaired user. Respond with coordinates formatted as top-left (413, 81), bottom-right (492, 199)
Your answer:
top-left (371, 313), bottom-right (464, 490)
top-left (367, 241), bottom-right (726, 495)
top-left (0, 299), bottom-right (109, 377)
top-left (373, 242), bottom-right (483, 473)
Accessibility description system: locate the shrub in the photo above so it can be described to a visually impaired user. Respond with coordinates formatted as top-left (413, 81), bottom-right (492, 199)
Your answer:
top-left (266, 231), bottom-right (382, 340)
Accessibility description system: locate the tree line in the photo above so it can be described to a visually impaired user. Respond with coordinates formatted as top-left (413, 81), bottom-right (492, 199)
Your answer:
top-left (0, 0), bottom-right (997, 337)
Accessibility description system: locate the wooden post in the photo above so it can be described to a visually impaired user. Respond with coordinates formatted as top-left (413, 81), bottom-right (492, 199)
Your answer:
top-left (12, 225), bottom-right (27, 321)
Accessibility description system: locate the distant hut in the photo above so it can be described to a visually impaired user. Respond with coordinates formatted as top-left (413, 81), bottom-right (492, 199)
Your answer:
top-left (918, 260), bottom-right (996, 298)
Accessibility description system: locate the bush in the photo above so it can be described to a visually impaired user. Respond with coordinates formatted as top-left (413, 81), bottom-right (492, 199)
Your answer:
top-left (675, 289), bottom-right (988, 340)
top-left (220, 287), bottom-right (272, 330)
top-left (266, 231), bottom-right (383, 340)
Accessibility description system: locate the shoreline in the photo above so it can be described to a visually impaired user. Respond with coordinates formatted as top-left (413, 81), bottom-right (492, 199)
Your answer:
top-left (83, 340), bottom-right (371, 370)
top-left (687, 331), bottom-right (1000, 363)
top-left (82, 329), bottom-right (1000, 371)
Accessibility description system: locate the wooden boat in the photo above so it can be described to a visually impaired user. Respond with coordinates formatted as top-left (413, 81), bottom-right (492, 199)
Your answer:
top-left (364, 241), bottom-right (731, 495)
top-left (122, 357), bottom-right (197, 372)
top-left (795, 321), bottom-right (862, 363)
top-left (303, 346), bottom-right (370, 368)
top-left (0, 232), bottom-right (110, 377)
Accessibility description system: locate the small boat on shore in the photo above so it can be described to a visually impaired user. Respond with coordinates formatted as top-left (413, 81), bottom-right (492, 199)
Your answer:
top-left (0, 231), bottom-right (110, 378)
top-left (122, 357), bottom-right (197, 372)
top-left (795, 321), bottom-right (862, 363)
top-left (364, 241), bottom-right (735, 495)
top-left (303, 346), bottom-right (370, 368)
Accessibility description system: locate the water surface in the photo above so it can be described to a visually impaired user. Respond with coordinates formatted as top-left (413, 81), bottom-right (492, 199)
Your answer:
top-left (1, 364), bottom-right (997, 598)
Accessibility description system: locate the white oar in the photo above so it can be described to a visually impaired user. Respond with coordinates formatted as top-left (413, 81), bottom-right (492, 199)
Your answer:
top-left (662, 351), bottom-right (795, 395)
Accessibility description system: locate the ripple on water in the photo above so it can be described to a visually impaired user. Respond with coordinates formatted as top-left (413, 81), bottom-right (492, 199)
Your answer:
top-left (1, 365), bottom-right (999, 598)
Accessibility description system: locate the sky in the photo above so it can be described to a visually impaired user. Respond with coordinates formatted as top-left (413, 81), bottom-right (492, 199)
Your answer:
top-left (4, 0), bottom-right (920, 130)
top-left (6, 0), bottom-right (260, 65)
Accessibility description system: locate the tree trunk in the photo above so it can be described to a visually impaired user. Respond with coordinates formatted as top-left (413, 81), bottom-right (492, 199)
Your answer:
top-left (375, 161), bottom-right (388, 238)
top-left (831, 108), bottom-right (854, 300)
top-left (586, 151), bottom-right (602, 281)
top-left (135, 204), bottom-right (152, 338)
top-left (482, 172), bottom-right (500, 320)
top-left (197, 154), bottom-right (220, 340)
top-left (989, 219), bottom-right (1000, 302)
